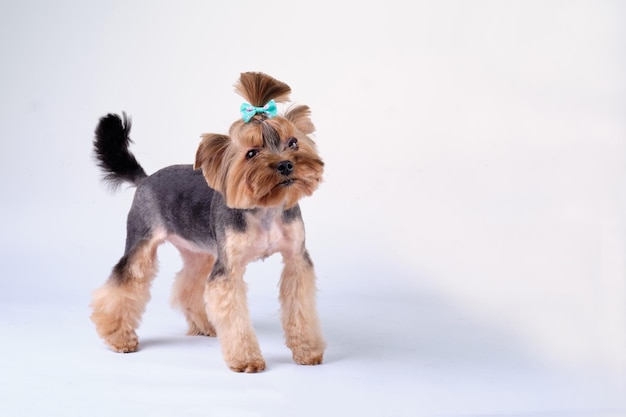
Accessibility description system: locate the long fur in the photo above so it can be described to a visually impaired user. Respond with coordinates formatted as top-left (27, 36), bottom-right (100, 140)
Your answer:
top-left (235, 72), bottom-right (291, 106)
top-left (93, 112), bottom-right (147, 190)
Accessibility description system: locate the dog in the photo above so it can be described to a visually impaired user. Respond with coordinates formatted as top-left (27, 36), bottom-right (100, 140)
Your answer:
top-left (90, 72), bottom-right (326, 372)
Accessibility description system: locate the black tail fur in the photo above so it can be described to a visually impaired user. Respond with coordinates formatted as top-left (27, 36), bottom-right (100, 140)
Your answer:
top-left (93, 112), bottom-right (147, 189)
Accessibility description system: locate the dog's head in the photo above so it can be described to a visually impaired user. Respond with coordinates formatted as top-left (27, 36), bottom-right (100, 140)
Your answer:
top-left (194, 72), bottom-right (324, 209)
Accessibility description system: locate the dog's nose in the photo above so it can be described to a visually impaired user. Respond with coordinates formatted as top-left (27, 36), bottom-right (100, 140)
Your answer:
top-left (276, 160), bottom-right (294, 176)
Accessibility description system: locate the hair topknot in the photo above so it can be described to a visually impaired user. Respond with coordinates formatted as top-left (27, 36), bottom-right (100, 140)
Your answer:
top-left (235, 72), bottom-right (291, 106)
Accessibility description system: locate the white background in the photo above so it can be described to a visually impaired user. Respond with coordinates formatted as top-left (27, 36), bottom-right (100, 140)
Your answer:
top-left (0, 1), bottom-right (625, 416)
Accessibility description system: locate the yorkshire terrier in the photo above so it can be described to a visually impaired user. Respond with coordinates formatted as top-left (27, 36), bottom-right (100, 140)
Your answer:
top-left (90, 72), bottom-right (326, 372)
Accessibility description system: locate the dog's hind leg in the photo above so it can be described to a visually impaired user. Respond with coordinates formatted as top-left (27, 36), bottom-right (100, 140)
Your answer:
top-left (90, 233), bottom-right (163, 353)
top-left (171, 248), bottom-right (216, 337)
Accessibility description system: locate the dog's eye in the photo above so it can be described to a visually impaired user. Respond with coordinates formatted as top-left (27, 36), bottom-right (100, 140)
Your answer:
top-left (287, 137), bottom-right (298, 150)
top-left (246, 149), bottom-right (259, 160)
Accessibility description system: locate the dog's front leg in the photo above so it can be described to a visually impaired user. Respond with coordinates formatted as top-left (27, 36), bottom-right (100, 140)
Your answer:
top-left (279, 249), bottom-right (326, 365)
top-left (204, 260), bottom-right (265, 373)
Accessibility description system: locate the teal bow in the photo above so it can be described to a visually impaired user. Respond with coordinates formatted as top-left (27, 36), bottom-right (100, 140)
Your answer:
top-left (240, 99), bottom-right (278, 123)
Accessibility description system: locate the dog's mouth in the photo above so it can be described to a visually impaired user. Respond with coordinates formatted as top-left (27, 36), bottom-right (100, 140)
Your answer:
top-left (277, 179), bottom-right (295, 187)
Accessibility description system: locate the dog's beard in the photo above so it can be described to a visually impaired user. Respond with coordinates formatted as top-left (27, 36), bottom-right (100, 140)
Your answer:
top-left (224, 153), bottom-right (323, 209)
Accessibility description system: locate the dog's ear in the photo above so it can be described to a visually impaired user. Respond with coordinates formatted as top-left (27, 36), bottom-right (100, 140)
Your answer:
top-left (284, 105), bottom-right (315, 135)
top-left (194, 133), bottom-right (231, 192)
top-left (235, 72), bottom-right (291, 106)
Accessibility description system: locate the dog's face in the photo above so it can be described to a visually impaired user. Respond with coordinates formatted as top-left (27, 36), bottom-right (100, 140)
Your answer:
top-left (194, 73), bottom-right (323, 209)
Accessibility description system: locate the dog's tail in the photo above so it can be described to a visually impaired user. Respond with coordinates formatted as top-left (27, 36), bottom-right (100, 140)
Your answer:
top-left (93, 112), bottom-right (148, 190)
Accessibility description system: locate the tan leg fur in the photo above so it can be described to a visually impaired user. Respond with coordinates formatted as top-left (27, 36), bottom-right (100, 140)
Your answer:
top-left (170, 249), bottom-right (216, 336)
top-left (279, 251), bottom-right (326, 365)
top-left (90, 238), bottom-right (161, 353)
top-left (204, 276), bottom-right (265, 373)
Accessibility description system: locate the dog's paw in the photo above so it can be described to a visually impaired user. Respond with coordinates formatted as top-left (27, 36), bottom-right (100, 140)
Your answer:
top-left (187, 320), bottom-right (217, 337)
top-left (227, 356), bottom-right (266, 373)
top-left (292, 349), bottom-right (324, 366)
top-left (105, 330), bottom-right (139, 353)
top-left (287, 335), bottom-right (326, 366)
